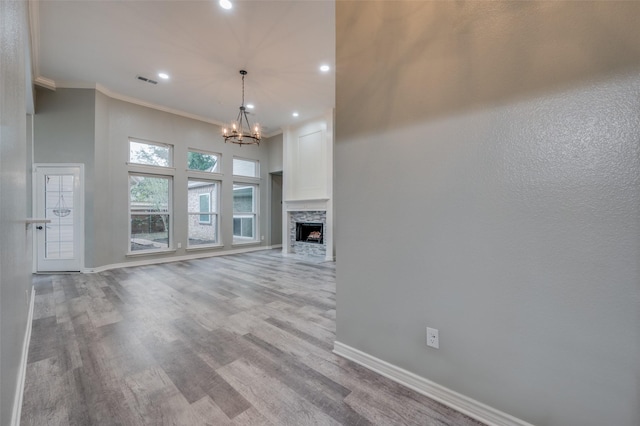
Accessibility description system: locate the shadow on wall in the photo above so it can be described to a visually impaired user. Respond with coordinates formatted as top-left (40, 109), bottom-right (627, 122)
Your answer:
top-left (336, 1), bottom-right (640, 140)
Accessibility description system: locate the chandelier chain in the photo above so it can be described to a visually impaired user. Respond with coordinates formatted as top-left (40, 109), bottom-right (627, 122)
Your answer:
top-left (221, 69), bottom-right (261, 146)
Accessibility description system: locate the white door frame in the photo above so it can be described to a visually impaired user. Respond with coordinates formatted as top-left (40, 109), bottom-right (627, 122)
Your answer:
top-left (32, 163), bottom-right (85, 272)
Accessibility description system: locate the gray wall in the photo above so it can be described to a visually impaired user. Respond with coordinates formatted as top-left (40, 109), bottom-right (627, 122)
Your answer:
top-left (35, 89), bottom-right (273, 268)
top-left (335, 2), bottom-right (640, 426)
top-left (270, 173), bottom-right (283, 246)
top-left (266, 128), bottom-right (284, 247)
top-left (267, 133), bottom-right (283, 173)
top-left (34, 88), bottom-right (96, 266)
top-left (103, 97), bottom-right (272, 265)
top-left (0, 1), bottom-right (32, 424)
top-left (93, 90), bottom-right (111, 267)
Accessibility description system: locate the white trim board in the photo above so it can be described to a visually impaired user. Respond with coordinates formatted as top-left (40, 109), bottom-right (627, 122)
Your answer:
top-left (84, 245), bottom-right (280, 273)
top-left (333, 341), bottom-right (534, 426)
top-left (11, 286), bottom-right (35, 426)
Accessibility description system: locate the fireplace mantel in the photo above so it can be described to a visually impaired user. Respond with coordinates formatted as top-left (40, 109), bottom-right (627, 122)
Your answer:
top-left (284, 198), bottom-right (329, 212)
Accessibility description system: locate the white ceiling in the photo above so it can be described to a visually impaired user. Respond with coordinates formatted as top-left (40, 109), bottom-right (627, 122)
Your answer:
top-left (31, 0), bottom-right (336, 135)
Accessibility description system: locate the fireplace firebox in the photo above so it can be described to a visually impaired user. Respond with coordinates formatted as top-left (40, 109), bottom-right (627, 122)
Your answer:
top-left (296, 222), bottom-right (323, 244)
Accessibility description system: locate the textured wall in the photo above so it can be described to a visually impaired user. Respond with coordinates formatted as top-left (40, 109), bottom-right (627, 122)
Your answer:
top-left (335, 2), bottom-right (640, 426)
top-left (0, 1), bottom-right (31, 424)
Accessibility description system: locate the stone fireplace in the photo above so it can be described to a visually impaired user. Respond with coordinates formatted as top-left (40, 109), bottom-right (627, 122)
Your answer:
top-left (282, 110), bottom-right (334, 260)
top-left (288, 210), bottom-right (327, 257)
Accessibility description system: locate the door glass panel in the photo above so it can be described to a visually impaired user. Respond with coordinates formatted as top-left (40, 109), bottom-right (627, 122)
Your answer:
top-left (44, 174), bottom-right (75, 259)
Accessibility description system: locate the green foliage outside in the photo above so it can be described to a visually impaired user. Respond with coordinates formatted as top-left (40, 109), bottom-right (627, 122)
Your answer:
top-left (130, 175), bottom-right (169, 237)
top-left (130, 141), bottom-right (170, 167)
top-left (128, 145), bottom-right (217, 241)
top-left (130, 176), bottom-right (169, 210)
top-left (188, 151), bottom-right (217, 172)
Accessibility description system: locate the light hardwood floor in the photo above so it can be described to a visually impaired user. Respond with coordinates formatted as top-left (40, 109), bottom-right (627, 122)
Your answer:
top-left (21, 250), bottom-right (484, 426)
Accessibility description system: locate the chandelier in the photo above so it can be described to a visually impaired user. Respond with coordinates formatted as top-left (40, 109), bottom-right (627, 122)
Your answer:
top-left (222, 70), bottom-right (261, 146)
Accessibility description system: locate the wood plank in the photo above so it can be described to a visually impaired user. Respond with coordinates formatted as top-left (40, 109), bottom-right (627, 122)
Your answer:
top-left (231, 407), bottom-right (273, 426)
top-left (22, 250), bottom-right (484, 426)
top-left (147, 338), bottom-right (251, 419)
top-left (121, 366), bottom-right (205, 425)
top-left (21, 357), bottom-right (70, 426)
top-left (217, 358), bottom-right (342, 426)
top-left (27, 316), bottom-right (59, 363)
top-left (238, 334), bottom-right (372, 426)
top-left (191, 396), bottom-right (234, 426)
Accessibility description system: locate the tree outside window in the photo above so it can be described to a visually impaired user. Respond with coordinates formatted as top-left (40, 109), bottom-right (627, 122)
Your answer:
top-left (129, 175), bottom-right (171, 251)
top-left (188, 151), bottom-right (219, 173)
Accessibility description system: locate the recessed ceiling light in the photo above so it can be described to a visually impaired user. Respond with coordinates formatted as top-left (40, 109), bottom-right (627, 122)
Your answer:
top-left (319, 64), bottom-right (330, 72)
top-left (292, 112), bottom-right (299, 117)
top-left (246, 104), bottom-right (254, 109)
top-left (158, 72), bottom-right (170, 80)
top-left (219, 0), bottom-right (232, 10)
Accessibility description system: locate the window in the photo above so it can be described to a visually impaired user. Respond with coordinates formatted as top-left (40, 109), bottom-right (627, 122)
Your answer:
top-left (129, 174), bottom-right (171, 252)
top-left (188, 179), bottom-right (220, 247)
top-left (233, 183), bottom-right (257, 242)
top-left (188, 150), bottom-right (219, 173)
top-left (232, 158), bottom-right (259, 243)
top-left (199, 194), bottom-right (211, 224)
top-left (129, 140), bottom-right (172, 167)
top-left (233, 157), bottom-right (259, 178)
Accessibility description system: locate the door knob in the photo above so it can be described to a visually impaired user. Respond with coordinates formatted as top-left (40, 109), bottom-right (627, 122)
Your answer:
top-left (36, 226), bottom-right (43, 230)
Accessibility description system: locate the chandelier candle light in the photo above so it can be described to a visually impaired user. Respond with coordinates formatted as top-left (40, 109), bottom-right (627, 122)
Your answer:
top-left (222, 70), bottom-right (261, 146)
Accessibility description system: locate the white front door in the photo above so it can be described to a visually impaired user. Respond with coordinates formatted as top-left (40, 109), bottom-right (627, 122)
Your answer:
top-left (34, 165), bottom-right (84, 272)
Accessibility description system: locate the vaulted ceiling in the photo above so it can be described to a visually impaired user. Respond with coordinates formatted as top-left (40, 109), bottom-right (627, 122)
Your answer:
top-left (31, 0), bottom-right (335, 135)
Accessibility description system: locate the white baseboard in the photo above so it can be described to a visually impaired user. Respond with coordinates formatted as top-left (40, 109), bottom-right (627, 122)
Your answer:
top-left (333, 341), bottom-right (534, 426)
top-left (11, 286), bottom-right (35, 426)
top-left (83, 245), bottom-right (279, 273)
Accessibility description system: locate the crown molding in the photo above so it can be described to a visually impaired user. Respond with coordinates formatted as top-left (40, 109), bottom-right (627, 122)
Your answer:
top-left (33, 76), bottom-right (56, 91)
top-left (31, 77), bottom-right (283, 138)
top-left (94, 83), bottom-right (225, 127)
top-left (28, 0), bottom-right (40, 79)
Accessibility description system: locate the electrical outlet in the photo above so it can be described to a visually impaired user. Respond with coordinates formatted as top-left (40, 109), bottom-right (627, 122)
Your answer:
top-left (177, 243), bottom-right (182, 249)
top-left (261, 235), bottom-right (265, 241)
top-left (426, 327), bottom-right (439, 349)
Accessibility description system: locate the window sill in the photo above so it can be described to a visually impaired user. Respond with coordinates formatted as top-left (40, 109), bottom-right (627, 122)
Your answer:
top-left (126, 249), bottom-right (177, 257)
top-left (186, 170), bottom-right (223, 179)
top-left (185, 244), bottom-right (224, 252)
top-left (233, 176), bottom-right (261, 183)
top-left (127, 163), bottom-right (176, 174)
top-left (232, 240), bottom-right (261, 247)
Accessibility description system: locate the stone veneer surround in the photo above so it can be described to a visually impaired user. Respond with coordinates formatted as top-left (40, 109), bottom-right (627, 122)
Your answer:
top-left (288, 211), bottom-right (327, 257)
